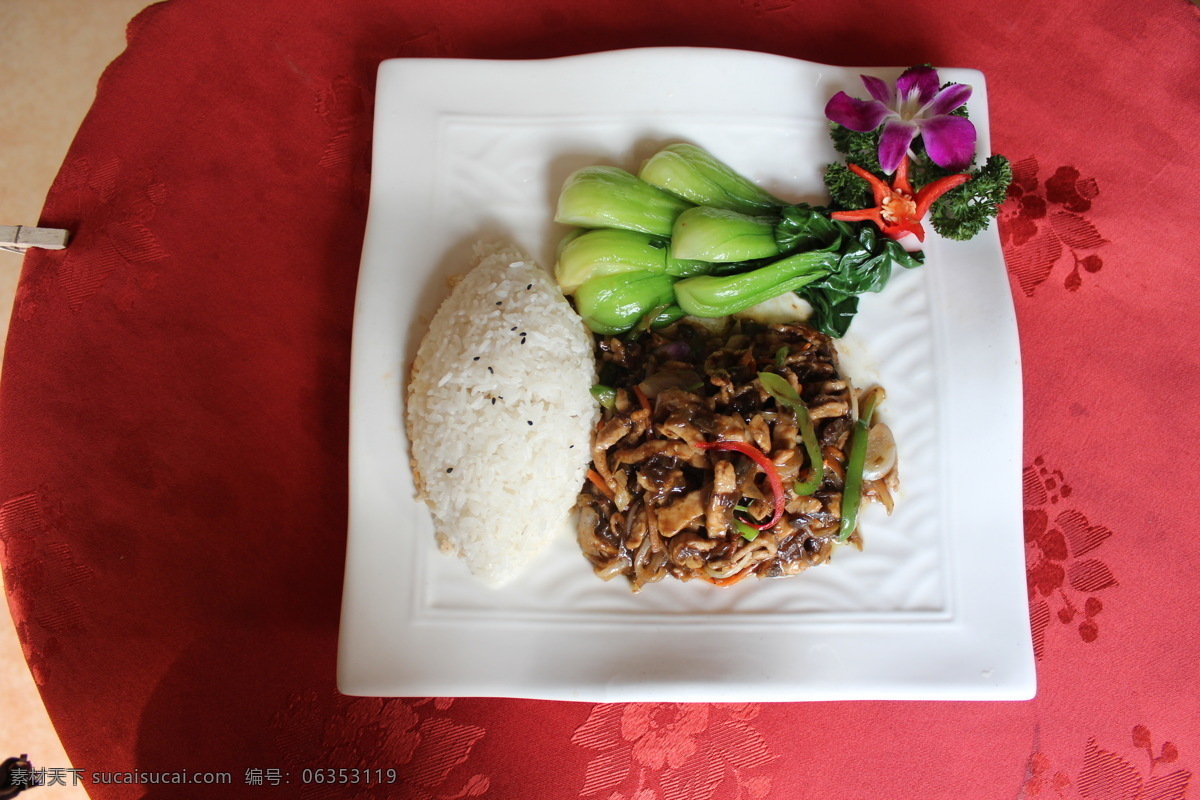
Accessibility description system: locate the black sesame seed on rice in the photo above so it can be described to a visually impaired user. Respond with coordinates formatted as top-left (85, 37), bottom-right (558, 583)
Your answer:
top-left (404, 248), bottom-right (597, 583)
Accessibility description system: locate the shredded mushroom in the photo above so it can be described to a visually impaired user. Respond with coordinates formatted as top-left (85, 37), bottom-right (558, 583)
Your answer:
top-left (575, 319), bottom-right (897, 591)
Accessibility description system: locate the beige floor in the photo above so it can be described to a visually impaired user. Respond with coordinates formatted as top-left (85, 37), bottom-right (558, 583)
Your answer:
top-left (0, 1), bottom-right (154, 795)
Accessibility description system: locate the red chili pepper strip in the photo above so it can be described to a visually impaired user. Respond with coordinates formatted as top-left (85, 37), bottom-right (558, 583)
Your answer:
top-left (913, 172), bottom-right (972, 218)
top-left (694, 439), bottom-right (785, 530)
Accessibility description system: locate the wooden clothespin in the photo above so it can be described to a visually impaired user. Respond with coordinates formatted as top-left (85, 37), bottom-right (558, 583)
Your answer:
top-left (0, 225), bottom-right (70, 254)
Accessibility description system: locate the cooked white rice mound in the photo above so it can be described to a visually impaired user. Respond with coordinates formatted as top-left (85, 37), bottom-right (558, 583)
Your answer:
top-left (406, 244), bottom-right (598, 586)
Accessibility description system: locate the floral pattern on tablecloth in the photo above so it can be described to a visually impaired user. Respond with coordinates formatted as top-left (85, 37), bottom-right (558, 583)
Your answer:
top-left (1021, 726), bottom-right (1191, 799)
top-left (36, 156), bottom-right (170, 313)
top-left (572, 703), bottom-right (774, 800)
top-left (1000, 157), bottom-right (1107, 296)
top-left (268, 694), bottom-right (490, 800)
top-left (1024, 457), bottom-right (1118, 659)
top-left (0, 488), bottom-right (91, 687)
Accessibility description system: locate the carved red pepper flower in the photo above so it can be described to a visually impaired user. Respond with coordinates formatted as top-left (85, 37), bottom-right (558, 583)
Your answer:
top-left (830, 155), bottom-right (970, 242)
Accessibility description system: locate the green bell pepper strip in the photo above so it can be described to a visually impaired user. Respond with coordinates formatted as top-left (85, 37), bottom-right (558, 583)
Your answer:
top-left (672, 251), bottom-right (834, 318)
top-left (758, 372), bottom-right (824, 496)
top-left (589, 385), bottom-right (617, 409)
top-left (733, 518), bottom-right (760, 542)
top-left (837, 388), bottom-right (882, 542)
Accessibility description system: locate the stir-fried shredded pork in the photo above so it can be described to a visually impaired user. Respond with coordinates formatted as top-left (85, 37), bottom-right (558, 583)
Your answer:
top-left (576, 318), bottom-right (897, 591)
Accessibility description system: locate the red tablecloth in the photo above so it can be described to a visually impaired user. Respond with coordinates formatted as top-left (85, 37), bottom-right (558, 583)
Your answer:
top-left (3, 0), bottom-right (1198, 797)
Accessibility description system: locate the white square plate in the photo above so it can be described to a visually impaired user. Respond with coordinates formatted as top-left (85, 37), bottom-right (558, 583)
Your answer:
top-left (338, 48), bottom-right (1034, 701)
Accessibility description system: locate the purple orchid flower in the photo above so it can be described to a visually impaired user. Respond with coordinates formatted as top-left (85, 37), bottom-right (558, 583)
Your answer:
top-left (825, 65), bottom-right (976, 174)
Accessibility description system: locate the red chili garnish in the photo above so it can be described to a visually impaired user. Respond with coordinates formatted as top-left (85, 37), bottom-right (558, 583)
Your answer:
top-left (694, 439), bottom-right (784, 530)
top-left (830, 155), bottom-right (970, 242)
